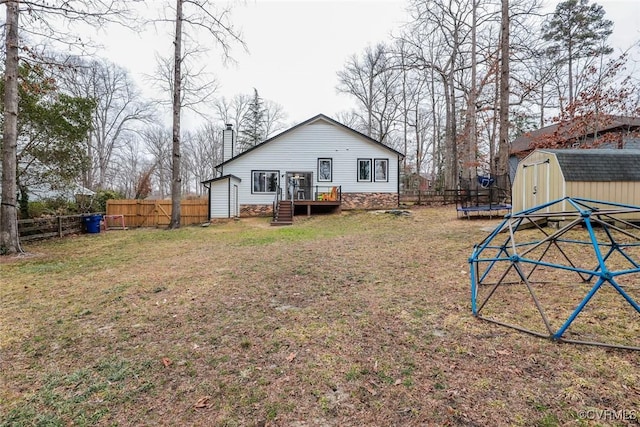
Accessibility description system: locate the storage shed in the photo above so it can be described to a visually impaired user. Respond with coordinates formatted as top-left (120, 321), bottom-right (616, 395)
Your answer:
top-left (512, 149), bottom-right (640, 213)
top-left (202, 174), bottom-right (241, 219)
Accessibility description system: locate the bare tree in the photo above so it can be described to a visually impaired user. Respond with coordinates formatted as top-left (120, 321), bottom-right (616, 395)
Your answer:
top-left (183, 123), bottom-right (222, 196)
top-left (399, 0), bottom-right (472, 190)
top-left (213, 92), bottom-right (288, 154)
top-left (495, 0), bottom-right (510, 184)
top-left (334, 110), bottom-right (366, 133)
top-left (1, 0), bottom-right (137, 254)
top-left (59, 57), bottom-right (153, 190)
top-left (336, 43), bottom-right (402, 143)
top-left (156, 0), bottom-right (244, 229)
top-left (111, 134), bottom-right (152, 199)
top-left (2, 1), bottom-right (20, 254)
top-left (142, 125), bottom-right (172, 199)
top-left (263, 100), bottom-right (288, 139)
top-left (214, 94), bottom-right (252, 134)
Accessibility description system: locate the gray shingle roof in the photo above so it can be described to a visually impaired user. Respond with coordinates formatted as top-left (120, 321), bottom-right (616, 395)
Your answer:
top-left (545, 149), bottom-right (640, 181)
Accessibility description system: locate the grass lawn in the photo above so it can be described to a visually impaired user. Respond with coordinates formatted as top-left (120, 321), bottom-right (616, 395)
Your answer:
top-left (1, 206), bottom-right (638, 426)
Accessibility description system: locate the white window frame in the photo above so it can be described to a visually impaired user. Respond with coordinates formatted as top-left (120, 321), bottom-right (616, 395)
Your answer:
top-left (357, 158), bottom-right (372, 182)
top-left (318, 158), bottom-right (333, 182)
top-left (374, 158), bottom-right (388, 182)
top-left (252, 170), bottom-right (279, 193)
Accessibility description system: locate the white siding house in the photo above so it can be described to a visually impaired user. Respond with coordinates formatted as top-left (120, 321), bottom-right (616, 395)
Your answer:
top-left (203, 114), bottom-right (403, 219)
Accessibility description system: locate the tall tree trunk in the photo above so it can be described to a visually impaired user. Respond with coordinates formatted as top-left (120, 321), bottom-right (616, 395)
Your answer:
top-left (540, 83), bottom-right (545, 128)
top-left (490, 63), bottom-right (499, 176)
top-left (444, 73), bottom-right (458, 191)
top-left (463, 0), bottom-right (479, 189)
top-left (401, 48), bottom-right (408, 174)
top-left (169, 0), bottom-right (183, 229)
top-left (429, 65), bottom-right (439, 190)
top-left (567, 44), bottom-right (574, 110)
top-left (496, 0), bottom-right (510, 184)
top-left (1, 1), bottom-right (20, 254)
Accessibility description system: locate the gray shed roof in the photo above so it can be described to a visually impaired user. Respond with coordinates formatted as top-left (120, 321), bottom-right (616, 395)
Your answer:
top-left (544, 149), bottom-right (640, 181)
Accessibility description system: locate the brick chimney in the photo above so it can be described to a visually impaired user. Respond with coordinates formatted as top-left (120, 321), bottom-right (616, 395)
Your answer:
top-left (223, 123), bottom-right (235, 162)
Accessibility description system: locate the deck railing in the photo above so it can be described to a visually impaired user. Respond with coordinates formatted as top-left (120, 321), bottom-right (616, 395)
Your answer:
top-left (272, 186), bottom-right (293, 220)
top-left (291, 185), bottom-right (341, 202)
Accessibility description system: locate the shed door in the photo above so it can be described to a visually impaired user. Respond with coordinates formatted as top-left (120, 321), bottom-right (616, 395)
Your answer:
top-left (231, 184), bottom-right (239, 217)
top-left (522, 159), bottom-right (550, 210)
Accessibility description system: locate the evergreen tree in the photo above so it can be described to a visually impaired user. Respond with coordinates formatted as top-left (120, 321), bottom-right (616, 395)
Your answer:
top-left (542, 0), bottom-right (613, 108)
top-left (239, 88), bottom-right (266, 149)
top-left (1, 63), bottom-right (94, 218)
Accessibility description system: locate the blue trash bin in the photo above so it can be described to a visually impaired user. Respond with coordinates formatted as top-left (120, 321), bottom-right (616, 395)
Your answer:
top-left (83, 214), bottom-right (102, 234)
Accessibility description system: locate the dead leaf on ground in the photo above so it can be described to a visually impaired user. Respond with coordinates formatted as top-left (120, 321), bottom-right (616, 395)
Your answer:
top-left (162, 357), bottom-right (172, 368)
top-left (194, 396), bottom-right (212, 409)
top-left (287, 352), bottom-right (297, 362)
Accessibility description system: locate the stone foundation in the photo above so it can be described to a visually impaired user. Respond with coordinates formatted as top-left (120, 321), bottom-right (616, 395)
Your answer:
top-left (341, 193), bottom-right (398, 210)
top-left (239, 193), bottom-right (398, 217)
top-left (240, 204), bottom-right (273, 217)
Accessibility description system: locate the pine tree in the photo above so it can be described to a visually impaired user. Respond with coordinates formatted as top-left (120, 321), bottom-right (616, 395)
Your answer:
top-left (239, 88), bottom-right (266, 149)
top-left (542, 0), bottom-right (613, 108)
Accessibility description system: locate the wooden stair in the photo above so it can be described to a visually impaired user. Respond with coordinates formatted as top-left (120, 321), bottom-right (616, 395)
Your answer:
top-left (271, 200), bottom-right (293, 226)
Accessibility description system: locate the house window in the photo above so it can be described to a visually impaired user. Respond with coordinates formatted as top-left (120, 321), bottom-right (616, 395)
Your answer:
top-left (374, 159), bottom-right (388, 182)
top-left (358, 158), bottom-right (372, 182)
top-left (252, 171), bottom-right (279, 193)
top-left (318, 158), bottom-right (332, 182)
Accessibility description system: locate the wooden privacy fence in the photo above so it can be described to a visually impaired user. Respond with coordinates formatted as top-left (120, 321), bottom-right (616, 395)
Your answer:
top-left (106, 199), bottom-right (208, 228)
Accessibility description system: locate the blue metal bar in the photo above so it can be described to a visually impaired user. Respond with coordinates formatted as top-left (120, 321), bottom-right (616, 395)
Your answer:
top-left (511, 196), bottom-right (568, 216)
top-left (553, 277), bottom-right (605, 339)
top-left (478, 248), bottom-right (512, 283)
top-left (607, 278), bottom-right (640, 313)
top-left (585, 244), bottom-right (616, 282)
top-left (470, 246), bottom-right (479, 314)
top-left (583, 216), bottom-right (608, 275)
top-left (572, 196), bottom-right (640, 211)
top-left (473, 255), bottom-right (513, 264)
top-left (566, 197), bottom-right (589, 213)
top-left (474, 218), bottom-right (514, 251)
top-left (614, 249), bottom-right (640, 270)
top-left (612, 267), bottom-right (640, 276)
top-left (472, 196), bottom-right (640, 349)
top-left (514, 256), bottom-right (604, 277)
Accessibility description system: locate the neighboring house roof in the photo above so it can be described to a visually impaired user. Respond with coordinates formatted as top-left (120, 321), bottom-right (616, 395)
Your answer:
top-left (541, 149), bottom-right (640, 182)
top-left (0, 158), bottom-right (95, 201)
top-left (215, 113), bottom-right (404, 168)
top-left (511, 115), bottom-right (640, 155)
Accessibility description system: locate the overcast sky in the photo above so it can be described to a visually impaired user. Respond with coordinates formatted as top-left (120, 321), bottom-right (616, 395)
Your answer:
top-left (102, 0), bottom-right (640, 128)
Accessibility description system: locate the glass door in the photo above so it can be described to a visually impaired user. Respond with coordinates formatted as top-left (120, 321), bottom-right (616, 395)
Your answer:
top-left (285, 171), bottom-right (312, 200)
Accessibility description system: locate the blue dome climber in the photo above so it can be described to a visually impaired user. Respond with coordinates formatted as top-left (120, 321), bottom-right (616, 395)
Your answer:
top-left (469, 197), bottom-right (640, 350)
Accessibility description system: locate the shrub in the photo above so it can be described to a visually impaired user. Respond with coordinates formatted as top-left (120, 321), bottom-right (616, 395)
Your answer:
top-left (26, 198), bottom-right (78, 218)
top-left (90, 189), bottom-right (125, 213)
